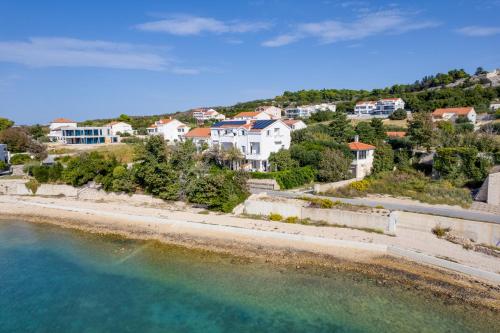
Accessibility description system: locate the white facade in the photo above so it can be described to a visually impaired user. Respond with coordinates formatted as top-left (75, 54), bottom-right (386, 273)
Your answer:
top-left (354, 101), bottom-right (377, 115)
top-left (192, 108), bottom-right (226, 121)
top-left (147, 118), bottom-right (190, 143)
top-left (285, 103), bottom-right (336, 119)
top-left (432, 107), bottom-right (477, 124)
top-left (490, 102), bottom-right (500, 111)
top-left (348, 139), bottom-right (376, 179)
top-left (49, 118), bottom-right (78, 141)
top-left (107, 122), bottom-right (134, 136)
top-left (283, 119), bottom-right (307, 131)
top-left (233, 111), bottom-right (272, 121)
top-left (374, 98), bottom-right (405, 115)
top-left (255, 106), bottom-right (282, 119)
top-left (185, 128), bottom-right (212, 150)
top-left (210, 120), bottom-right (291, 172)
top-left (56, 126), bottom-right (119, 144)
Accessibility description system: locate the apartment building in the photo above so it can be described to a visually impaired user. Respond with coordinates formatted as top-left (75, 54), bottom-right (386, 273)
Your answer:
top-left (374, 98), bottom-right (405, 115)
top-left (232, 111), bottom-right (272, 121)
top-left (147, 118), bottom-right (190, 142)
top-left (431, 107), bottom-right (477, 124)
top-left (192, 108), bottom-right (226, 122)
top-left (106, 121), bottom-right (134, 136)
top-left (285, 103), bottom-right (336, 119)
top-left (255, 106), bottom-right (282, 119)
top-left (210, 119), bottom-right (291, 171)
top-left (354, 101), bottom-right (377, 115)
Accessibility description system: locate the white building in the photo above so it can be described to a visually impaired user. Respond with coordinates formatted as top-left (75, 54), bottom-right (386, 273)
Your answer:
top-left (285, 103), bottom-right (336, 119)
top-left (348, 137), bottom-right (375, 179)
top-left (490, 101), bottom-right (500, 111)
top-left (147, 118), bottom-right (190, 143)
top-left (192, 108), bottom-right (226, 122)
top-left (210, 119), bottom-right (291, 171)
top-left (283, 119), bottom-right (307, 131)
top-left (431, 107), bottom-right (477, 124)
top-left (49, 118), bottom-right (78, 141)
top-left (56, 126), bottom-right (119, 144)
top-left (374, 98), bottom-right (405, 115)
top-left (255, 106), bottom-right (282, 119)
top-left (354, 101), bottom-right (377, 115)
top-left (107, 121), bottom-right (134, 136)
top-left (233, 111), bottom-right (272, 121)
top-left (185, 127), bottom-right (211, 149)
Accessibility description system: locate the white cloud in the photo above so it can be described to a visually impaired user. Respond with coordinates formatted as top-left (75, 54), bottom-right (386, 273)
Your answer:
top-left (456, 26), bottom-right (500, 37)
top-left (0, 37), bottom-right (170, 71)
top-left (262, 10), bottom-right (439, 47)
top-left (135, 15), bottom-right (271, 36)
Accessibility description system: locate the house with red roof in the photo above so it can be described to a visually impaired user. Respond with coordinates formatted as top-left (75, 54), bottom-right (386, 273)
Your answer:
top-left (185, 127), bottom-right (212, 149)
top-left (147, 118), bottom-right (190, 143)
top-left (255, 106), bottom-right (282, 119)
top-left (106, 121), bottom-right (134, 136)
top-left (348, 136), bottom-right (376, 179)
top-left (431, 107), bottom-right (476, 124)
top-left (283, 119), bottom-right (307, 131)
top-left (192, 108), bottom-right (225, 122)
top-left (232, 111), bottom-right (272, 121)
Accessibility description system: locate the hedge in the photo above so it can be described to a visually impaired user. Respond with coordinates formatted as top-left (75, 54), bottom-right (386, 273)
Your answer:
top-left (251, 166), bottom-right (315, 189)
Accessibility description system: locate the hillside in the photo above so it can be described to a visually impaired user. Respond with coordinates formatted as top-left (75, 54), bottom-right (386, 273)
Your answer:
top-left (81, 67), bottom-right (500, 132)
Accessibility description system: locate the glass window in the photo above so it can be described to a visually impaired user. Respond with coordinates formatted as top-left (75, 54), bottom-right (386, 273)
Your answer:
top-left (359, 150), bottom-right (367, 159)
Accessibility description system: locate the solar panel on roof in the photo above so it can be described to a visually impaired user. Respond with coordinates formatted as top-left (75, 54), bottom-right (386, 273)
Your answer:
top-left (252, 120), bottom-right (276, 129)
top-left (212, 120), bottom-right (247, 128)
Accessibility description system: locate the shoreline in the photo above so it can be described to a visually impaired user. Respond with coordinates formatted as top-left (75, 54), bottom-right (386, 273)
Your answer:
top-left (1, 195), bottom-right (499, 311)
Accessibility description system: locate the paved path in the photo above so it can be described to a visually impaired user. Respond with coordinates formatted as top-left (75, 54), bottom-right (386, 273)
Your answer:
top-left (266, 190), bottom-right (500, 224)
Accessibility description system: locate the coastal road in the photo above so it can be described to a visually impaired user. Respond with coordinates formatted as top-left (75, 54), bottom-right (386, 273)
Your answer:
top-left (265, 190), bottom-right (500, 224)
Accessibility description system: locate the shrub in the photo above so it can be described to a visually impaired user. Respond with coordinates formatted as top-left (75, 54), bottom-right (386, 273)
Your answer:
top-left (251, 166), bottom-right (315, 189)
top-left (269, 213), bottom-right (283, 221)
top-left (432, 225), bottom-right (451, 238)
top-left (284, 216), bottom-right (299, 223)
top-left (9, 154), bottom-right (31, 165)
top-left (0, 161), bottom-right (7, 171)
top-left (434, 147), bottom-right (490, 186)
top-left (349, 179), bottom-right (370, 192)
top-left (389, 109), bottom-right (407, 120)
top-left (29, 163), bottom-right (63, 183)
top-left (317, 149), bottom-right (352, 182)
top-left (301, 197), bottom-right (335, 208)
top-left (25, 179), bottom-right (40, 194)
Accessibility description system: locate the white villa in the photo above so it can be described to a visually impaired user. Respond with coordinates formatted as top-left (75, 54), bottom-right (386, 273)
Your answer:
top-left (192, 108), bottom-right (226, 122)
top-left (48, 118), bottom-right (119, 144)
top-left (348, 137), bottom-right (376, 179)
top-left (285, 103), bottom-right (336, 119)
top-left (374, 98), bottom-right (405, 115)
top-left (106, 121), bottom-right (134, 136)
top-left (255, 106), bottom-right (282, 119)
top-left (283, 119), bottom-right (307, 131)
top-left (147, 118), bottom-right (190, 143)
top-left (232, 111), bottom-right (272, 121)
top-left (210, 119), bottom-right (291, 171)
top-left (185, 127), bottom-right (211, 149)
top-left (431, 107), bottom-right (477, 124)
top-left (354, 101), bottom-right (377, 115)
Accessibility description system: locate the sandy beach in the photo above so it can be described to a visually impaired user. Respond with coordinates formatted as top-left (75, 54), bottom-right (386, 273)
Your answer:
top-left (1, 195), bottom-right (499, 311)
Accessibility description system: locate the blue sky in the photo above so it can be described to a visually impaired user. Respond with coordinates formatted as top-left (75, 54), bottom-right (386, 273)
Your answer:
top-left (0, 0), bottom-right (499, 125)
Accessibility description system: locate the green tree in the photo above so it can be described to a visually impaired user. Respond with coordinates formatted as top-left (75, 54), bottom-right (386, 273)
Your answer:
top-left (0, 117), bottom-right (14, 131)
top-left (407, 112), bottom-right (435, 150)
top-left (269, 149), bottom-right (299, 171)
top-left (317, 149), bottom-right (352, 182)
top-left (328, 112), bottom-right (355, 143)
top-left (370, 118), bottom-right (386, 141)
top-left (0, 127), bottom-right (30, 153)
top-left (389, 109), bottom-right (407, 120)
top-left (118, 114), bottom-right (132, 122)
top-left (355, 122), bottom-right (376, 144)
top-left (372, 142), bottom-right (395, 174)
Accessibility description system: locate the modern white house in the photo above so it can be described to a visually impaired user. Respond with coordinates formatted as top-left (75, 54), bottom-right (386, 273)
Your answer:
top-left (374, 98), bottom-right (405, 115)
top-left (185, 127), bottom-right (211, 149)
top-left (285, 103), bottom-right (336, 119)
top-left (232, 111), bottom-right (272, 121)
top-left (192, 108), bottom-right (226, 122)
top-left (283, 119), bottom-right (307, 131)
top-left (348, 137), bottom-right (376, 179)
top-left (49, 118), bottom-right (78, 141)
top-left (354, 101), bottom-right (377, 115)
top-left (210, 119), bottom-right (291, 171)
top-left (255, 106), bottom-right (282, 119)
top-left (147, 118), bottom-right (190, 143)
top-left (431, 107), bottom-right (477, 124)
top-left (107, 121), bottom-right (134, 136)
top-left (0, 144), bottom-right (10, 164)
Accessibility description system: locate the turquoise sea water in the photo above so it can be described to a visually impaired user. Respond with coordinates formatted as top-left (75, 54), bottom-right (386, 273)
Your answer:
top-left (0, 220), bottom-right (497, 333)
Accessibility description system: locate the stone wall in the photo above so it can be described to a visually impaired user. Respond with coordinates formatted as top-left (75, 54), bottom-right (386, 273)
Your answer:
top-left (313, 178), bottom-right (357, 194)
top-left (77, 188), bottom-right (167, 205)
top-left (487, 172), bottom-right (500, 206)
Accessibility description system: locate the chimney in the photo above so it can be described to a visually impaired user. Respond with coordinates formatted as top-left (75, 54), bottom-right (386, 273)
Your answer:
top-left (354, 135), bottom-right (359, 142)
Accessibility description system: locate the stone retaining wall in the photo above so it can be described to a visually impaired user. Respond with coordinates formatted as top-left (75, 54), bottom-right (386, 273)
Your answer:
top-left (313, 178), bottom-right (358, 194)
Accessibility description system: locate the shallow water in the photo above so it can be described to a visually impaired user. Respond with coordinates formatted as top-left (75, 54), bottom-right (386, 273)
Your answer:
top-left (0, 220), bottom-right (497, 333)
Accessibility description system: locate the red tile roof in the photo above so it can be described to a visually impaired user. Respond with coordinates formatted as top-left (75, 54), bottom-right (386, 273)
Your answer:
top-left (283, 119), bottom-right (299, 125)
top-left (348, 142), bottom-right (376, 151)
top-left (432, 107), bottom-right (474, 117)
top-left (234, 111), bottom-right (262, 118)
top-left (52, 118), bottom-right (75, 123)
top-left (386, 131), bottom-right (406, 138)
top-left (185, 127), bottom-right (211, 138)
